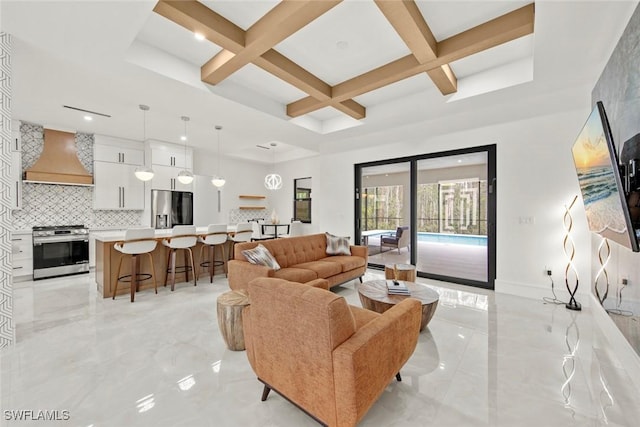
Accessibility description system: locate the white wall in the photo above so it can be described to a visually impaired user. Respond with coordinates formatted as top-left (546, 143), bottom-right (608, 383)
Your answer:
top-left (270, 109), bottom-right (594, 300)
top-left (192, 152), bottom-right (270, 223)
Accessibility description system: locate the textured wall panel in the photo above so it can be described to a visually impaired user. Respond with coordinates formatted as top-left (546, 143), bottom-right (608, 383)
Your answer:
top-left (228, 208), bottom-right (272, 224)
top-left (0, 33), bottom-right (14, 349)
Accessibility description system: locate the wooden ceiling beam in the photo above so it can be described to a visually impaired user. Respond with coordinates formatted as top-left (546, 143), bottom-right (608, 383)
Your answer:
top-left (374, 0), bottom-right (458, 95)
top-left (374, 0), bottom-right (437, 63)
top-left (288, 54), bottom-right (420, 117)
top-left (154, 0), bottom-right (366, 120)
top-left (427, 64), bottom-right (457, 95)
top-left (202, 1), bottom-right (341, 85)
top-left (256, 51), bottom-right (365, 119)
top-left (287, 3), bottom-right (534, 117)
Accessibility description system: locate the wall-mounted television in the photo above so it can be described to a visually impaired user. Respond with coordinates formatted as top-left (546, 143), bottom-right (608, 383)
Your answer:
top-left (571, 101), bottom-right (639, 252)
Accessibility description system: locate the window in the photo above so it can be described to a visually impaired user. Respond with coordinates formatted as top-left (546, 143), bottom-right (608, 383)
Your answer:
top-left (361, 185), bottom-right (403, 231)
top-left (294, 177), bottom-right (311, 223)
top-left (417, 179), bottom-right (487, 235)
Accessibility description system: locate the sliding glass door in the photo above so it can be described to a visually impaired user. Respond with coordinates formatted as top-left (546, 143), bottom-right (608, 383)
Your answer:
top-left (416, 153), bottom-right (488, 283)
top-left (359, 162), bottom-right (411, 266)
top-left (355, 145), bottom-right (496, 289)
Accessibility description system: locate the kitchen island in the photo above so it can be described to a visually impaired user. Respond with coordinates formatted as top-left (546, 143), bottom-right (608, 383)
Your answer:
top-left (93, 226), bottom-right (236, 299)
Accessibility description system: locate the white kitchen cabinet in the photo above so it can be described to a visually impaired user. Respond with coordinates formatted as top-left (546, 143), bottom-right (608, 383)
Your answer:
top-left (93, 136), bottom-right (146, 210)
top-left (147, 140), bottom-right (193, 169)
top-left (12, 232), bottom-right (33, 278)
top-left (151, 147), bottom-right (192, 168)
top-left (10, 131), bottom-right (22, 210)
top-left (94, 143), bottom-right (144, 165)
top-left (149, 164), bottom-right (193, 192)
top-left (93, 162), bottom-right (145, 210)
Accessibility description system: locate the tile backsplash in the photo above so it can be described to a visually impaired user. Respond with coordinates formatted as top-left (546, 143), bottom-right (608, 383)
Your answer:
top-left (228, 208), bottom-right (271, 224)
top-left (12, 122), bottom-right (142, 230)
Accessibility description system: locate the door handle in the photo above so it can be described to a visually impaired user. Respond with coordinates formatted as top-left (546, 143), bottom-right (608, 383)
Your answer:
top-left (15, 182), bottom-right (19, 207)
top-left (122, 187), bottom-right (125, 208)
top-left (122, 153), bottom-right (125, 163)
top-left (489, 178), bottom-right (497, 194)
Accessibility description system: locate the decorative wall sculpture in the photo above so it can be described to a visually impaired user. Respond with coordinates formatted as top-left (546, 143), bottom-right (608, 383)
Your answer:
top-left (0, 33), bottom-right (14, 348)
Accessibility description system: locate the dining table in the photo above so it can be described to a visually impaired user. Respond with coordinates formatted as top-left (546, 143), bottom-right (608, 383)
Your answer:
top-left (260, 223), bottom-right (290, 239)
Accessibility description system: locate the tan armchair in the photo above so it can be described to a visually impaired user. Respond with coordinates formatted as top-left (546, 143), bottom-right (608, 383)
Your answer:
top-left (243, 277), bottom-right (422, 427)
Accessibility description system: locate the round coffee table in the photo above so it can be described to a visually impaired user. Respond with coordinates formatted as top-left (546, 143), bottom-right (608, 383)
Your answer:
top-left (357, 280), bottom-right (439, 331)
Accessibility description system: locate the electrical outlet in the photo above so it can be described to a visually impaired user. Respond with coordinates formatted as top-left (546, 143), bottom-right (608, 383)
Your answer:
top-left (544, 268), bottom-right (552, 276)
top-left (621, 278), bottom-right (629, 286)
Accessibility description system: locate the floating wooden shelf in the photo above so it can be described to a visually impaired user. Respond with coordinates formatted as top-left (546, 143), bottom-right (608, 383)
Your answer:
top-left (239, 206), bottom-right (266, 210)
top-left (239, 195), bottom-right (266, 199)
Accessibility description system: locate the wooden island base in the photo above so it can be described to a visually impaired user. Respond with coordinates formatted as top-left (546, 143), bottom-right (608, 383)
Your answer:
top-left (95, 239), bottom-right (230, 299)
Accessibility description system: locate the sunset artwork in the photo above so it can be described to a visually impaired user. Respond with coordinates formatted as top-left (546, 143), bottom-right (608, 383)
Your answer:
top-left (571, 104), bottom-right (631, 249)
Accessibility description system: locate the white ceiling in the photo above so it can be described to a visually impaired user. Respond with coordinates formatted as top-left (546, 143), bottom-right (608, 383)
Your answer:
top-left (2, 1), bottom-right (637, 164)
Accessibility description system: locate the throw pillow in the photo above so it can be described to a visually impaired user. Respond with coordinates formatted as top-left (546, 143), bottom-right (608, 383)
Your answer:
top-left (326, 232), bottom-right (351, 256)
top-left (242, 244), bottom-right (281, 271)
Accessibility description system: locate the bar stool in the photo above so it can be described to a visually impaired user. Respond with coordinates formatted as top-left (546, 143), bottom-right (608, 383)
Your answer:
top-left (198, 224), bottom-right (228, 283)
top-left (229, 222), bottom-right (253, 259)
top-left (162, 225), bottom-right (198, 291)
top-left (113, 228), bottom-right (158, 303)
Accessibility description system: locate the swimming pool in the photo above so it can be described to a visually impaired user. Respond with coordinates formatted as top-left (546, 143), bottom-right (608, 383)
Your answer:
top-left (364, 231), bottom-right (487, 246)
top-left (417, 232), bottom-right (487, 246)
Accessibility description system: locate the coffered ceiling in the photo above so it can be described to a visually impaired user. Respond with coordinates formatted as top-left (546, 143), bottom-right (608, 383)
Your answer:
top-left (140, 0), bottom-right (535, 133)
top-left (1, 1), bottom-right (637, 164)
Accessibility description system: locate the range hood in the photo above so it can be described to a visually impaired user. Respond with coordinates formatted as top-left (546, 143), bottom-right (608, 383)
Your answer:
top-left (25, 129), bottom-right (93, 185)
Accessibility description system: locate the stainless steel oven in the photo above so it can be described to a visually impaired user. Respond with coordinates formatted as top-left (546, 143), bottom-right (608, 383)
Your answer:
top-left (32, 225), bottom-right (90, 280)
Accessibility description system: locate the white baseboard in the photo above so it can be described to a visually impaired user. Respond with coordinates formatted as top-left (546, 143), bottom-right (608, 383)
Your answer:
top-left (589, 293), bottom-right (640, 394)
top-left (495, 278), bottom-right (591, 307)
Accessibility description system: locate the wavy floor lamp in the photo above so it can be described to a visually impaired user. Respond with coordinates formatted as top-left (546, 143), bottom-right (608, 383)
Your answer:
top-left (564, 195), bottom-right (581, 311)
top-left (594, 237), bottom-right (611, 305)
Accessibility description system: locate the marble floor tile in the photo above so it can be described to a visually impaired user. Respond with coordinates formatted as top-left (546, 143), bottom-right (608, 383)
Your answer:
top-left (1, 269), bottom-right (640, 426)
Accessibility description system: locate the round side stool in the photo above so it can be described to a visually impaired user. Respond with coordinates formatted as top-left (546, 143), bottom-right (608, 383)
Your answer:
top-left (217, 290), bottom-right (250, 351)
top-left (384, 263), bottom-right (417, 282)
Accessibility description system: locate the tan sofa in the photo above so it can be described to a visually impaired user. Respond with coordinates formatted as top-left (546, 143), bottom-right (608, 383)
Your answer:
top-left (243, 277), bottom-right (422, 427)
top-left (227, 233), bottom-right (367, 291)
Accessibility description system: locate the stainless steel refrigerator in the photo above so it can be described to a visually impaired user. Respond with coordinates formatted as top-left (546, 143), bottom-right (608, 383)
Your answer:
top-left (151, 190), bottom-right (194, 229)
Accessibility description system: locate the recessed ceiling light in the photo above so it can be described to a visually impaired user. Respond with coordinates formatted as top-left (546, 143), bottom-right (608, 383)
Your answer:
top-left (336, 40), bottom-right (349, 50)
top-left (180, 136), bottom-right (187, 141)
top-left (457, 159), bottom-right (463, 163)
top-left (83, 115), bottom-right (93, 121)
top-left (194, 32), bottom-right (205, 41)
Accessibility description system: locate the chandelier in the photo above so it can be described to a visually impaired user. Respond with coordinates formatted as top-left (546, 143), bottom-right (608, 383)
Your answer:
top-left (264, 142), bottom-right (282, 190)
top-left (211, 125), bottom-right (226, 187)
top-left (134, 104), bottom-right (154, 181)
top-left (177, 116), bottom-right (194, 185)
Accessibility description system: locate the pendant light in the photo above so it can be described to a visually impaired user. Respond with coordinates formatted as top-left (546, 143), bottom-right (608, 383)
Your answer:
top-left (134, 104), bottom-right (154, 181)
top-left (177, 115), bottom-right (194, 185)
top-left (211, 125), bottom-right (226, 187)
top-left (264, 142), bottom-right (282, 190)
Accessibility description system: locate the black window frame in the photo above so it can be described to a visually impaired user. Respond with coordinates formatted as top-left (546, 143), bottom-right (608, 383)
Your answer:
top-left (293, 177), bottom-right (312, 223)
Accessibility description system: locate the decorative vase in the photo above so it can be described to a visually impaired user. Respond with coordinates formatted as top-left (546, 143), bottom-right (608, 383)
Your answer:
top-left (271, 209), bottom-right (279, 224)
